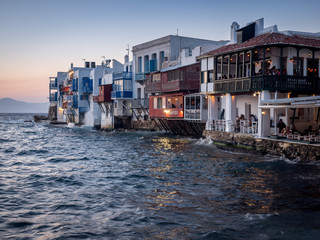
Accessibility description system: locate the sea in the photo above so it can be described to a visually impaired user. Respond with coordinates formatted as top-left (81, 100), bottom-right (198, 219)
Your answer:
top-left (0, 113), bottom-right (320, 240)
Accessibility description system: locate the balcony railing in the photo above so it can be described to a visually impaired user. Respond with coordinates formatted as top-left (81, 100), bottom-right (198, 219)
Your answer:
top-left (251, 75), bottom-right (320, 92)
top-left (113, 72), bottom-right (132, 80)
top-left (131, 98), bottom-right (149, 109)
top-left (83, 86), bottom-right (92, 94)
top-left (214, 78), bottom-right (251, 93)
top-left (111, 91), bottom-right (133, 99)
top-left (49, 93), bottom-right (57, 102)
top-left (135, 73), bottom-right (146, 82)
top-left (212, 75), bottom-right (320, 94)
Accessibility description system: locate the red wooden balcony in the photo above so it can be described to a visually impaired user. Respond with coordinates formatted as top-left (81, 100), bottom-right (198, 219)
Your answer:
top-left (145, 63), bottom-right (200, 94)
top-left (93, 84), bottom-right (112, 103)
top-left (145, 73), bottom-right (162, 93)
top-left (60, 86), bottom-right (70, 93)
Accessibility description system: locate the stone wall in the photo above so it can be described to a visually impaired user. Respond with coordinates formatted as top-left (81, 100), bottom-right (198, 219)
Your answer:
top-left (203, 130), bottom-right (320, 162)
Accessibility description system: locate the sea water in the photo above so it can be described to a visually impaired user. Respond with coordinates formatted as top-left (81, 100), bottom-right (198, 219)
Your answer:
top-left (0, 113), bottom-right (320, 240)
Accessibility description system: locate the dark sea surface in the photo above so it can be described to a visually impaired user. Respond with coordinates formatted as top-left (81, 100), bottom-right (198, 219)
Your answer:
top-left (0, 113), bottom-right (320, 240)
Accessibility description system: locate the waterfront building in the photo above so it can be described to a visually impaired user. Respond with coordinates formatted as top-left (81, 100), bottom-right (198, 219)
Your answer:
top-left (111, 56), bottom-right (134, 129)
top-left (146, 45), bottom-right (227, 136)
top-left (199, 18), bottom-right (320, 139)
top-left (93, 59), bottom-right (125, 129)
top-left (48, 72), bottom-right (67, 122)
top-left (48, 75), bottom-right (58, 120)
top-left (132, 35), bottom-right (228, 129)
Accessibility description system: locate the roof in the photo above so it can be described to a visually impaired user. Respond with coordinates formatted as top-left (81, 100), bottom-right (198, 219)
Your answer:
top-left (160, 62), bottom-right (198, 73)
top-left (199, 32), bottom-right (320, 58)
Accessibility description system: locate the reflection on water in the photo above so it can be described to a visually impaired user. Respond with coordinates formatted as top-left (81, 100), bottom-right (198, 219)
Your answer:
top-left (1, 114), bottom-right (320, 239)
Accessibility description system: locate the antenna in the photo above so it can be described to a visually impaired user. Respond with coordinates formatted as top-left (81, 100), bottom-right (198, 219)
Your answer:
top-left (176, 28), bottom-right (179, 36)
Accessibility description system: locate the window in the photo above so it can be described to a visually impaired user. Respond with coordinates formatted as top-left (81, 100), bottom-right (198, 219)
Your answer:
top-left (196, 96), bottom-right (200, 110)
top-left (201, 71), bottom-right (207, 84)
top-left (167, 96), bottom-right (182, 109)
top-left (138, 57), bottom-right (142, 73)
top-left (160, 51), bottom-right (165, 69)
top-left (208, 70), bottom-right (213, 83)
top-left (152, 73), bottom-right (161, 82)
top-left (144, 55), bottom-right (149, 72)
top-left (137, 88), bottom-right (141, 99)
top-left (186, 97), bottom-right (190, 109)
top-left (157, 97), bottom-right (162, 109)
top-left (307, 59), bottom-right (318, 77)
top-left (293, 57), bottom-right (304, 76)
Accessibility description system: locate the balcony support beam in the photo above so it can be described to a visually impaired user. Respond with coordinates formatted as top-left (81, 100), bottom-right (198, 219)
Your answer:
top-left (250, 50), bottom-right (253, 77)
top-left (297, 48), bottom-right (300, 76)
top-left (236, 52), bottom-right (239, 78)
top-left (262, 48), bottom-right (266, 76)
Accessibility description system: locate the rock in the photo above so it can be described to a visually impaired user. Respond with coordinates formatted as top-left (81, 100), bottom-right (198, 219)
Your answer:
top-left (33, 115), bottom-right (47, 122)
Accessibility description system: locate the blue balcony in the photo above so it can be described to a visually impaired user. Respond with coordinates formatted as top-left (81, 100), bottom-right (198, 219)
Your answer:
top-left (49, 92), bottom-right (57, 102)
top-left (72, 78), bottom-right (79, 91)
top-left (135, 73), bottom-right (146, 83)
top-left (79, 107), bottom-right (89, 113)
top-left (49, 77), bottom-right (57, 89)
top-left (113, 72), bottom-right (132, 80)
top-left (82, 77), bottom-right (93, 94)
top-left (111, 91), bottom-right (133, 99)
top-left (72, 95), bottom-right (78, 108)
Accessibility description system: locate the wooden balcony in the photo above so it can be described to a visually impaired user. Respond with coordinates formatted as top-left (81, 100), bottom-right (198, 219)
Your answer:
top-left (251, 75), bottom-right (320, 93)
top-left (93, 84), bottom-right (112, 103)
top-left (214, 78), bottom-right (251, 93)
top-left (212, 75), bottom-right (320, 94)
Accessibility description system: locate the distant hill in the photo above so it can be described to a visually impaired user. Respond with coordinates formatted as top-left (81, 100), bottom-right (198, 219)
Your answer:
top-left (0, 98), bottom-right (49, 113)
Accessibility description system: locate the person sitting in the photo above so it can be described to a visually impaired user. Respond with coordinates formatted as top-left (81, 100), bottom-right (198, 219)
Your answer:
top-left (281, 126), bottom-right (290, 136)
top-left (290, 124), bottom-right (299, 134)
top-left (277, 119), bottom-right (286, 134)
top-left (256, 67), bottom-right (263, 76)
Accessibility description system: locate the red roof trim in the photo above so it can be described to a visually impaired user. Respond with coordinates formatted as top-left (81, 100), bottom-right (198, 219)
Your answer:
top-left (200, 32), bottom-right (320, 58)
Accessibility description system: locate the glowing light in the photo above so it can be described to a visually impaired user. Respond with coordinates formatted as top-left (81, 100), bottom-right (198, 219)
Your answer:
top-left (262, 111), bottom-right (266, 115)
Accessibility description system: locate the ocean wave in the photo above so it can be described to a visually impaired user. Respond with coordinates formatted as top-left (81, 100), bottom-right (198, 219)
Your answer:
top-left (244, 212), bottom-right (279, 222)
top-left (17, 149), bottom-right (48, 155)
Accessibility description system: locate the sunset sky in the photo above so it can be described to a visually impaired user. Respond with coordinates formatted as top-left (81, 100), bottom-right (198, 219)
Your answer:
top-left (0, 0), bottom-right (319, 102)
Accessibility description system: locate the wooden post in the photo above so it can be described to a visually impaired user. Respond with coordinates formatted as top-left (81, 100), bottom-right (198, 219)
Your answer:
top-left (236, 52), bottom-right (239, 78)
top-left (214, 56), bottom-right (217, 81)
top-left (297, 48), bottom-right (300, 76)
top-left (242, 52), bottom-right (245, 78)
top-left (263, 48), bottom-right (265, 75)
top-left (250, 50), bottom-right (253, 77)
top-left (228, 55), bottom-right (230, 79)
top-left (280, 47), bottom-right (283, 75)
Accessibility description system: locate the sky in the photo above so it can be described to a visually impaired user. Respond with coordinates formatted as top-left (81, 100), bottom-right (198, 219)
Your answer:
top-left (0, 0), bottom-right (320, 102)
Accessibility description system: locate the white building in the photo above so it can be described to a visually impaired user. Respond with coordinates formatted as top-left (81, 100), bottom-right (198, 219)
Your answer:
top-left (199, 18), bottom-right (320, 139)
top-left (132, 35), bottom-right (229, 125)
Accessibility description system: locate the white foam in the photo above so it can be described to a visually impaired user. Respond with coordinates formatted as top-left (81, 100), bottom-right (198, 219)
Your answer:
top-left (196, 137), bottom-right (213, 146)
top-left (67, 123), bottom-right (75, 128)
top-left (244, 212), bottom-right (279, 221)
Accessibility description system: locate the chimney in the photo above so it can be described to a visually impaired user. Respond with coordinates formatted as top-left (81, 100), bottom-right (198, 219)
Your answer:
top-left (230, 22), bottom-right (240, 44)
top-left (124, 54), bottom-right (129, 63)
top-left (91, 62), bottom-right (96, 68)
top-left (85, 62), bottom-right (90, 68)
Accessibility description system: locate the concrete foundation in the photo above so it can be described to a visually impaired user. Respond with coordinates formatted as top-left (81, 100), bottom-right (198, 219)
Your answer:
top-left (203, 130), bottom-right (320, 162)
